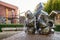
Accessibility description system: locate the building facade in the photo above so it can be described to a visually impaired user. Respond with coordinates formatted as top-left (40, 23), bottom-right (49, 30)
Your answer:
top-left (0, 1), bottom-right (18, 24)
top-left (19, 16), bottom-right (25, 24)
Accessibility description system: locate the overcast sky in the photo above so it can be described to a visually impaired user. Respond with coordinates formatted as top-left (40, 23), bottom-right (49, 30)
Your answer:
top-left (0, 0), bottom-right (47, 13)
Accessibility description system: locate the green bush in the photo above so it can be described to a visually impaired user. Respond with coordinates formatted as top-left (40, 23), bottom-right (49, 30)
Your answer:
top-left (54, 25), bottom-right (60, 31)
top-left (0, 27), bottom-right (2, 32)
top-left (0, 24), bottom-right (23, 28)
top-left (0, 24), bottom-right (24, 32)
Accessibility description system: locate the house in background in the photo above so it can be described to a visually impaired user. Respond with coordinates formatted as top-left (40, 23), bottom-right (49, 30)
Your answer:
top-left (0, 1), bottom-right (18, 24)
top-left (49, 11), bottom-right (60, 25)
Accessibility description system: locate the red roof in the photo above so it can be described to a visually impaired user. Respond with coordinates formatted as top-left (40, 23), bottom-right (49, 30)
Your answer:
top-left (0, 1), bottom-right (18, 10)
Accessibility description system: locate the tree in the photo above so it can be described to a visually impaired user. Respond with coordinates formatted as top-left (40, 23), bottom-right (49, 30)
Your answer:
top-left (44, 0), bottom-right (60, 14)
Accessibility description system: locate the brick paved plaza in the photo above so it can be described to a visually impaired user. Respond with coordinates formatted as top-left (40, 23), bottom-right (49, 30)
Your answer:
top-left (2, 31), bottom-right (60, 40)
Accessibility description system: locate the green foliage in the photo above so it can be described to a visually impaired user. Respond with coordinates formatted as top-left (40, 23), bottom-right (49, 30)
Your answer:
top-left (0, 27), bottom-right (2, 32)
top-left (54, 25), bottom-right (60, 31)
top-left (0, 24), bottom-right (23, 32)
top-left (0, 24), bottom-right (23, 27)
top-left (44, 0), bottom-right (60, 14)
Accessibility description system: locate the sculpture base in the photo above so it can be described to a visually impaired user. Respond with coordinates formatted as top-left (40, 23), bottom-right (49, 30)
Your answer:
top-left (25, 27), bottom-right (54, 35)
top-left (25, 30), bottom-right (54, 35)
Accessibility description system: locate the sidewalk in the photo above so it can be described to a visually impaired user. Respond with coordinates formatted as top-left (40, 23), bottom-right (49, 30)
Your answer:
top-left (2, 31), bottom-right (60, 40)
top-left (0, 31), bottom-right (20, 40)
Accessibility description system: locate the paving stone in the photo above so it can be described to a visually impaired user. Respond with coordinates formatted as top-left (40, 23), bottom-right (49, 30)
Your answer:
top-left (2, 31), bottom-right (60, 40)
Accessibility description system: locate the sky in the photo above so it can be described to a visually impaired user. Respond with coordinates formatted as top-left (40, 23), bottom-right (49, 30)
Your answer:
top-left (0, 0), bottom-right (47, 16)
top-left (0, 0), bottom-right (47, 12)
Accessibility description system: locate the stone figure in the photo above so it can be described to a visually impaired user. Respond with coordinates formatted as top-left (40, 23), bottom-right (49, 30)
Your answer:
top-left (24, 3), bottom-right (55, 34)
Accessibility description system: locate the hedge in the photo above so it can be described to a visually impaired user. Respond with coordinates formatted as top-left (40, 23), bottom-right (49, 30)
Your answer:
top-left (0, 24), bottom-right (23, 27)
top-left (0, 24), bottom-right (60, 32)
top-left (54, 25), bottom-right (60, 31)
top-left (0, 24), bottom-right (24, 32)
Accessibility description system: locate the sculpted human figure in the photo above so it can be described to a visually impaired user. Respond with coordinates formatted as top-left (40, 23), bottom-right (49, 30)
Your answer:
top-left (24, 10), bottom-right (36, 34)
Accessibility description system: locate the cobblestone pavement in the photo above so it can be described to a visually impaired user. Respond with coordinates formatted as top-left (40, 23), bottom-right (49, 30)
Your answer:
top-left (2, 31), bottom-right (60, 40)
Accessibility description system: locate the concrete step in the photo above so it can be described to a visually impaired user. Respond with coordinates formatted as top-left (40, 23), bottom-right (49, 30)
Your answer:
top-left (2, 27), bottom-right (24, 31)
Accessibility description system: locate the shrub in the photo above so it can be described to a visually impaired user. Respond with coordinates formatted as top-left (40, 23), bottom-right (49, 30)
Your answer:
top-left (0, 24), bottom-right (24, 32)
top-left (0, 24), bottom-right (23, 27)
top-left (54, 25), bottom-right (60, 31)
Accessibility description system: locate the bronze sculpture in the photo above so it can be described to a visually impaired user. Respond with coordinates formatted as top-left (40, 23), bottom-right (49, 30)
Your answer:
top-left (24, 3), bottom-right (55, 34)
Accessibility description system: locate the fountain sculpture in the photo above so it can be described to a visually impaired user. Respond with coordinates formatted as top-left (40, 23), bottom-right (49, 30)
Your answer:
top-left (24, 3), bottom-right (55, 34)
